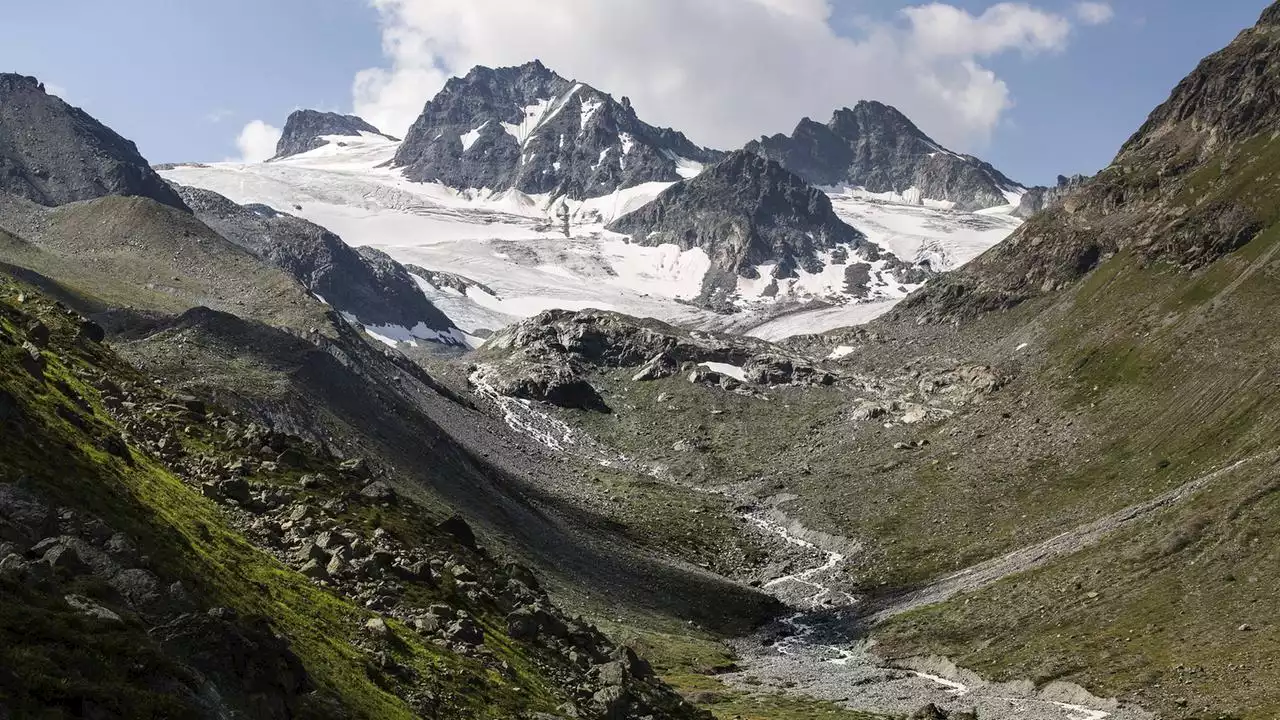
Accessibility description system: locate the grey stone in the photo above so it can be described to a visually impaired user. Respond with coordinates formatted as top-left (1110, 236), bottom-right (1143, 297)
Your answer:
top-left (64, 594), bottom-right (122, 623)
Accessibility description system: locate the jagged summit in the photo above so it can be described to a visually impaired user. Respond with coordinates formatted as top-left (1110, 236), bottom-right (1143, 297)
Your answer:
top-left (608, 150), bottom-right (925, 310)
top-left (0, 73), bottom-right (187, 210)
top-left (391, 60), bottom-right (722, 200)
top-left (272, 109), bottom-right (398, 159)
top-left (745, 100), bottom-right (1022, 211)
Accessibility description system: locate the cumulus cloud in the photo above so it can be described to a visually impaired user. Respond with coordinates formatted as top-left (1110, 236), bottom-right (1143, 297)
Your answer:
top-left (234, 120), bottom-right (282, 163)
top-left (1074, 2), bottom-right (1115, 25)
top-left (352, 0), bottom-right (1098, 153)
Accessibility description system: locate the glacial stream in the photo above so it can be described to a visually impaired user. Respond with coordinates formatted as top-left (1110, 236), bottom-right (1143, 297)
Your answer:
top-left (732, 513), bottom-right (1136, 720)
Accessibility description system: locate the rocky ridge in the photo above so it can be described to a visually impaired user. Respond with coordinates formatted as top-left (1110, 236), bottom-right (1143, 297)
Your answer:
top-left (171, 184), bottom-right (464, 346)
top-left (893, 3), bottom-right (1280, 324)
top-left (0, 74), bottom-right (187, 211)
top-left (745, 101), bottom-right (1023, 211)
top-left (470, 309), bottom-right (849, 412)
top-left (273, 109), bottom-right (399, 160)
top-left (1013, 174), bottom-right (1089, 218)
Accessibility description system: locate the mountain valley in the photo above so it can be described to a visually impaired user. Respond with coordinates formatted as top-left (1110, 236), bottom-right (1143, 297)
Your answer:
top-left (3, 4), bottom-right (1280, 719)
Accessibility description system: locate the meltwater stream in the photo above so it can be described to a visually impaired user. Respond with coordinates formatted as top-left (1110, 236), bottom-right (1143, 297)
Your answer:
top-left (734, 512), bottom-right (1136, 720)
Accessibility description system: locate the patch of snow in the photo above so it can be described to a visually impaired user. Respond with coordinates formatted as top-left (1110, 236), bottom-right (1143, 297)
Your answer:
top-left (579, 96), bottom-right (604, 131)
top-left (827, 345), bottom-right (855, 360)
top-left (1052, 703), bottom-right (1111, 720)
top-left (338, 312), bottom-right (472, 349)
top-left (910, 672), bottom-right (970, 697)
top-left (699, 362), bottom-right (748, 382)
top-left (501, 98), bottom-right (555, 147)
top-left (593, 147), bottom-right (611, 172)
top-left (826, 188), bottom-right (1021, 272)
top-left (460, 121), bottom-right (488, 152)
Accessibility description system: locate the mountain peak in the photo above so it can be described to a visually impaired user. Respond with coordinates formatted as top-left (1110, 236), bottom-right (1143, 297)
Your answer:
top-left (392, 60), bottom-right (721, 199)
top-left (1261, 0), bottom-right (1280, 26)
top-left (273, 109), bottom-right (396, 159)
top-left (746, 102), bottom-right (1019, 210)
top-left (606, 149), bottom-right (923, 309)
top-left (0, 73), bottom-right (187, 210)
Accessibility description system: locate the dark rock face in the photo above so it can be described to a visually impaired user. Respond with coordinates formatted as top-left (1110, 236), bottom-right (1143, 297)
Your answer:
top-left (172, 185), bottom-right (460, 342)
top-left (608, 151), bottom-right (922, 308)
top-left (745, 101), bottom-right (1021, 210)
top-left (1014, 174), bottom-right (1090, 218)
top-left (0, 74), bottom-right (187, 210)
top-left (393, 60), bottom-right (721, 199)
top-left (273, 110), bottom-right (398, 160)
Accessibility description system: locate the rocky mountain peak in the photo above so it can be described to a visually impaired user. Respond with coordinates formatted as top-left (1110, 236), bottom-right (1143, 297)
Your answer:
top-left (391, 61), bottom-right (722, 200)
top-left (828, 100), bottom-right (926, 141)
top-left (745, 100), bottom-right (1021, 210)
top-left (1260, 0), bottom-right (1280, 26)
top-left (273, 109), bottom-right (397, 159)
top-left (0, 72), bottom-right (187, 211)
top-left (608, 150), bottom-right (924, 310)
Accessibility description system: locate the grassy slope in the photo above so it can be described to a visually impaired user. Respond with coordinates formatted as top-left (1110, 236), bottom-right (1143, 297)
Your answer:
top-left (0, 275), bottom-right (565, 718)
top-left (874, 135), bottom-right (1280, 719)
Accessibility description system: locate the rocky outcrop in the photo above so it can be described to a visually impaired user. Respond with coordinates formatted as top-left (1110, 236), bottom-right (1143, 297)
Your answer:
top-left (392, 60), bottom-right (722, 199)
top-left (745, 101), bottom-right (1022, 211)
top-left (1014, 174), bottom-right (1090, 218)
top-left (172, 184), bottom-right (462, 344)
top-left (608, 151), bottom-right (925, 309)
top-left (0, 74), bottom-right (187, 210)
top-left (470, 309), bottom-right (844, 410)
top-left (272, 110), bottom-right (397, 160)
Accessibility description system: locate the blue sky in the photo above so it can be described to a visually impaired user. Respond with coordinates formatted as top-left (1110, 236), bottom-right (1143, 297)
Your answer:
top-left (1, 1), bottom-right (1269, 185)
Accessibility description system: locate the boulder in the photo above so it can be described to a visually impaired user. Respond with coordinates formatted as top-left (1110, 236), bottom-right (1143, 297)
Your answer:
top-left (435, 515), bottom-right (478, 550)
top-left (631, 352), bottom-right (679, 382)
top-left (64, 594), bottom-right (122, 623)
top-left (359, 480), bottom-right (397, 504)
top-left (445, 618), bottom-right (484, 646)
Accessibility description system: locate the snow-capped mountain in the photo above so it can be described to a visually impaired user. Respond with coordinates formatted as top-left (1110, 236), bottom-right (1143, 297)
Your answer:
top-left (609, 150), bottom-right (926, 311)
top-left (273, 109), bottom-right (399, 160)
top-left (393, 60), bottom-right (722, 200)
top-left (160, 62), bottom-right (1025, 345)
top-left (745, 101), bottom-right (1025, 211)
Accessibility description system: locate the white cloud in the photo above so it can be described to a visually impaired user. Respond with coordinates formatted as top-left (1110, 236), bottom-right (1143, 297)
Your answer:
top-left (234, 120), bottom-right (282, 163)
top-left (902, 3), bottom-right (1071, 57)
top-left (1074, 2), bottom-right (1115, 25)
top-left (352, 0), bottom-right (1099, 154)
